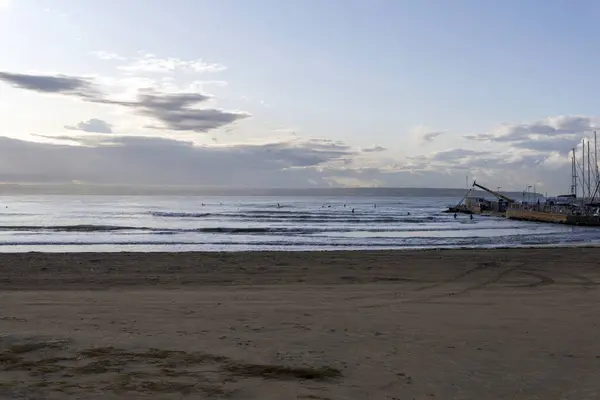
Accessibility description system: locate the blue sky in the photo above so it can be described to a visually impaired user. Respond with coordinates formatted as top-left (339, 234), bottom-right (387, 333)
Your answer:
top-left (0, 0), bottom-right (599, 192)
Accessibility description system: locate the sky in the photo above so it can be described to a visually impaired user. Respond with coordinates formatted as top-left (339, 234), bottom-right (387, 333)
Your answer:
top-left (1, 0), bottom-right (600, 193)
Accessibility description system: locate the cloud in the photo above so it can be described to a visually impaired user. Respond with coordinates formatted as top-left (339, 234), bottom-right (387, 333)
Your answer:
top-left (465, 115), bottom-right (598, 144)
top-left (390, 146), bottom-right (563, 189)
top-left (92, 51), bottom-right (226, 74)
top-left (96, 90), bottom-right (250, 132)
top-left (1, 135), bottom-right (360, 187)
top-left (420, 131), bottom-right (445, 142)
top-left (411, 125), bottom-right (445, 144)
top-left (34, 134), bottom-right (358, 168)
top-left (65, 118), bottom-right (113, 134)
top-left (0, 71), bottom-right (249, 133)
top-left (362, 145), bottom-right (386, 153)
top-left (89, 51), bottom-right (125, 61)
top-left (513, 136), bottom-right (583, 155)
top-left (421, 147), bottom-right (554, 171)
top-left (429, 148), bottom-right (491, 162)
top-left (460, 116), bottom-right (598, 166)
top-left (0, 72), bottom-right (99, 99)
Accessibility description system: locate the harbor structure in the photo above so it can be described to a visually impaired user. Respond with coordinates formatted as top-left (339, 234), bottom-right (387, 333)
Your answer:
top-left (506, 131), bottom-right (600, 226)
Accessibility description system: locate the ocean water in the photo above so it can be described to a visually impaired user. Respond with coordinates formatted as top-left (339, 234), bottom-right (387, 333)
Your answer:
top-left (0, 195), bottom-right (599, 252)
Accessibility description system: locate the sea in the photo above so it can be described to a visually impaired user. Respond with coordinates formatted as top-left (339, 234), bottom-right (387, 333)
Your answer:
top-left (0, 195), bottom-right (599, 252)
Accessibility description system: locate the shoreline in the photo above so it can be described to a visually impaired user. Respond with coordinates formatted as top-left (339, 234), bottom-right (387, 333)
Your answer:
top-left (1, 247), bottom-right (600, 398)
top-left (1, 241), bottom-right (599, 254)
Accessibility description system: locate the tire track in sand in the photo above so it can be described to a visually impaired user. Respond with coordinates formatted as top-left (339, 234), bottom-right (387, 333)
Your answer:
top-left (360, 262), bottom-right (524, 308)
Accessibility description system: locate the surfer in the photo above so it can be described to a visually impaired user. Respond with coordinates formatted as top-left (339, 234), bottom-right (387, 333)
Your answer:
top-left (453, 213), bottom-right (457, 219)
top-left (470, 214), bottom-right (473, 220)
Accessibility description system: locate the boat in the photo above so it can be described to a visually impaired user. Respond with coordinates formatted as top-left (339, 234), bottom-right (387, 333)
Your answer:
top-left (445, 181), bottom-right (514, 217)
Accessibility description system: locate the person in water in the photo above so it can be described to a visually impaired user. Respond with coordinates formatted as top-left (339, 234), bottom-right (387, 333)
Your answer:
top-left (453, 213), bottom-right (457, 219)
top-left (469, 214), bottom-right (473, 220)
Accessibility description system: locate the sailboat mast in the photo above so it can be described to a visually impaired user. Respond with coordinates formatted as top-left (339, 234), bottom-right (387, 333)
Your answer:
top-left (595, 131), bottom-right (598, 188)
top-left (572, 148), bottom-right (577, 197)
top-left (581, 139), bottom-right (586, 199)
top-left (588, 139), bottom-right (592, 200)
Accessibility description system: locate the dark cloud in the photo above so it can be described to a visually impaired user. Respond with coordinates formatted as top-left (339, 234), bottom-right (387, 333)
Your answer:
top-left (10, 134), bottom-right (356, 187)
top-left (65, 118), bottom-right (113, 134)
top-left (465, 116), bottom-right (597, 143)
top-left (95, 91), bottom-right (250, 133)
top-left (0, 72), bottom-right (249, 133)
top-left (251, 140), bottom-right (356, 168)
top-left (463, 133), bottom-right (492, 141)
top-left (0, 72), bottom-right (99, 99)
top-left (419, 131), bottom-right (445, 142)
top-left (362, 145), bottom-right (386, 153)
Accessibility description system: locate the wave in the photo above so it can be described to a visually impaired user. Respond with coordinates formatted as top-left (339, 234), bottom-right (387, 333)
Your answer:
top-left (237, 217), bottom-right (435, 224)
top-left (0, 235), bottom-right (593, 248)
top-left (149, 211), bottom-right (441, 224)
top-left (0, 225), bottom-right (143, 232)
top-left (0, 225), bottom-right (324, 234)
top-left (151, 212), bottom-right (212, 218)
top-left (0, 224), bottom-right (571, 236)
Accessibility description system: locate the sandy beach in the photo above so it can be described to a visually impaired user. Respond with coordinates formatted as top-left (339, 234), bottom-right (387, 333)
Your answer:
top-left (1, 248), bottom-right (600, 399)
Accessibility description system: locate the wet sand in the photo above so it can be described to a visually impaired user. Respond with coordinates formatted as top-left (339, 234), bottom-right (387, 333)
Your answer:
top-left (1, 248), bottom-right (600, 399)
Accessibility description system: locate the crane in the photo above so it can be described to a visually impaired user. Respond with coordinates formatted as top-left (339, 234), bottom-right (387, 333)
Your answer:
top-left (472, 180), bottom-right (515, 203)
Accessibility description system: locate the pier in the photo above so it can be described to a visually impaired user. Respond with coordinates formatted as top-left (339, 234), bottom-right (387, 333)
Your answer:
top-left (506, 203), bottom-right (600, 226)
